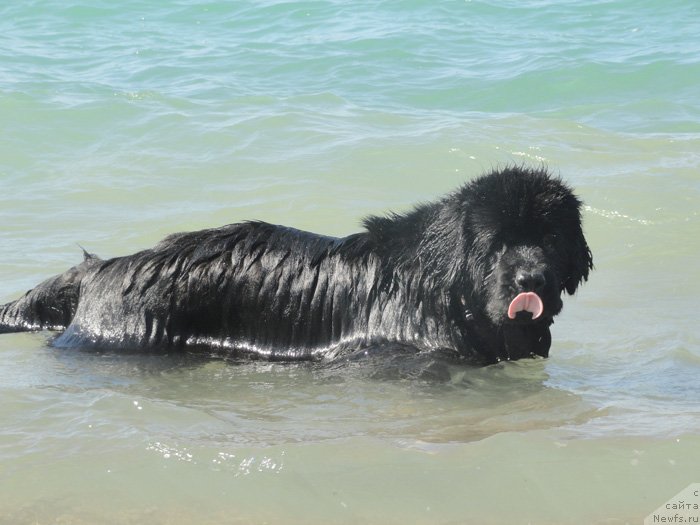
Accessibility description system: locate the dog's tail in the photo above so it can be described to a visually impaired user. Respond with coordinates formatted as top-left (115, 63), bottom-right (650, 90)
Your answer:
top-left (0, 248), bottom-right (101, 334)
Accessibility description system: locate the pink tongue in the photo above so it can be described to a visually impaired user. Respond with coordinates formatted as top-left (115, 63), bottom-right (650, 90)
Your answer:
top-left (507, 292), bottom-right (544, 320)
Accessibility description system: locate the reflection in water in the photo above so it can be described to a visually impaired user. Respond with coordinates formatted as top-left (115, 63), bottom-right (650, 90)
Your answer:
top-left (35, 337), bottom-right (601, 446)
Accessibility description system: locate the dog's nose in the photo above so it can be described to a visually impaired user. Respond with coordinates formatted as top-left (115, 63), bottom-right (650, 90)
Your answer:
top-left (515, 270), bottom-right (546, 292)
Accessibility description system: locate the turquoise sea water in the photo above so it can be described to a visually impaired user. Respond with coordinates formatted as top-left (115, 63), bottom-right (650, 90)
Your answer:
top-left (1, 1), bottom-right (700, 523)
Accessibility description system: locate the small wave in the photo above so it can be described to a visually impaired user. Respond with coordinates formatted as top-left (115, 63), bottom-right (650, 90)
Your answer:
top-left (584, 205), bottom-right (654, 225)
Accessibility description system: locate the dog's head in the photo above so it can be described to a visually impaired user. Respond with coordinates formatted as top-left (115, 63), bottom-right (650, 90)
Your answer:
top-left (460, 167), bottom-right (593, 359)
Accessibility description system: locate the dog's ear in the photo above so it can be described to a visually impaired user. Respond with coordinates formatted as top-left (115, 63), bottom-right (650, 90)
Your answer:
top-left (564, 224), bottom-right (593, 295)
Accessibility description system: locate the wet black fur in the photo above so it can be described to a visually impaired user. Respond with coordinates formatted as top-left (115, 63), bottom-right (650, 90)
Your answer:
top-left (0, 167), bottom-right (592, 365)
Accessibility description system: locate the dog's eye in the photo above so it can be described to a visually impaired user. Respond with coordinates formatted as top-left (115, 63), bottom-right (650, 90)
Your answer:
top-left (543, 233), bottom-right (557, 246)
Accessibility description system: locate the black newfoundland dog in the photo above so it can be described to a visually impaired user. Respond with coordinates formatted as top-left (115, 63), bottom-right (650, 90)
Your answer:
top-left (0, 167), bottom-right (592, 365)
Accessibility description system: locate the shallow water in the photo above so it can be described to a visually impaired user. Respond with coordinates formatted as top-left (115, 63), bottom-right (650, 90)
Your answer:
top-left (1, 1), bottom-right (700, 523)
